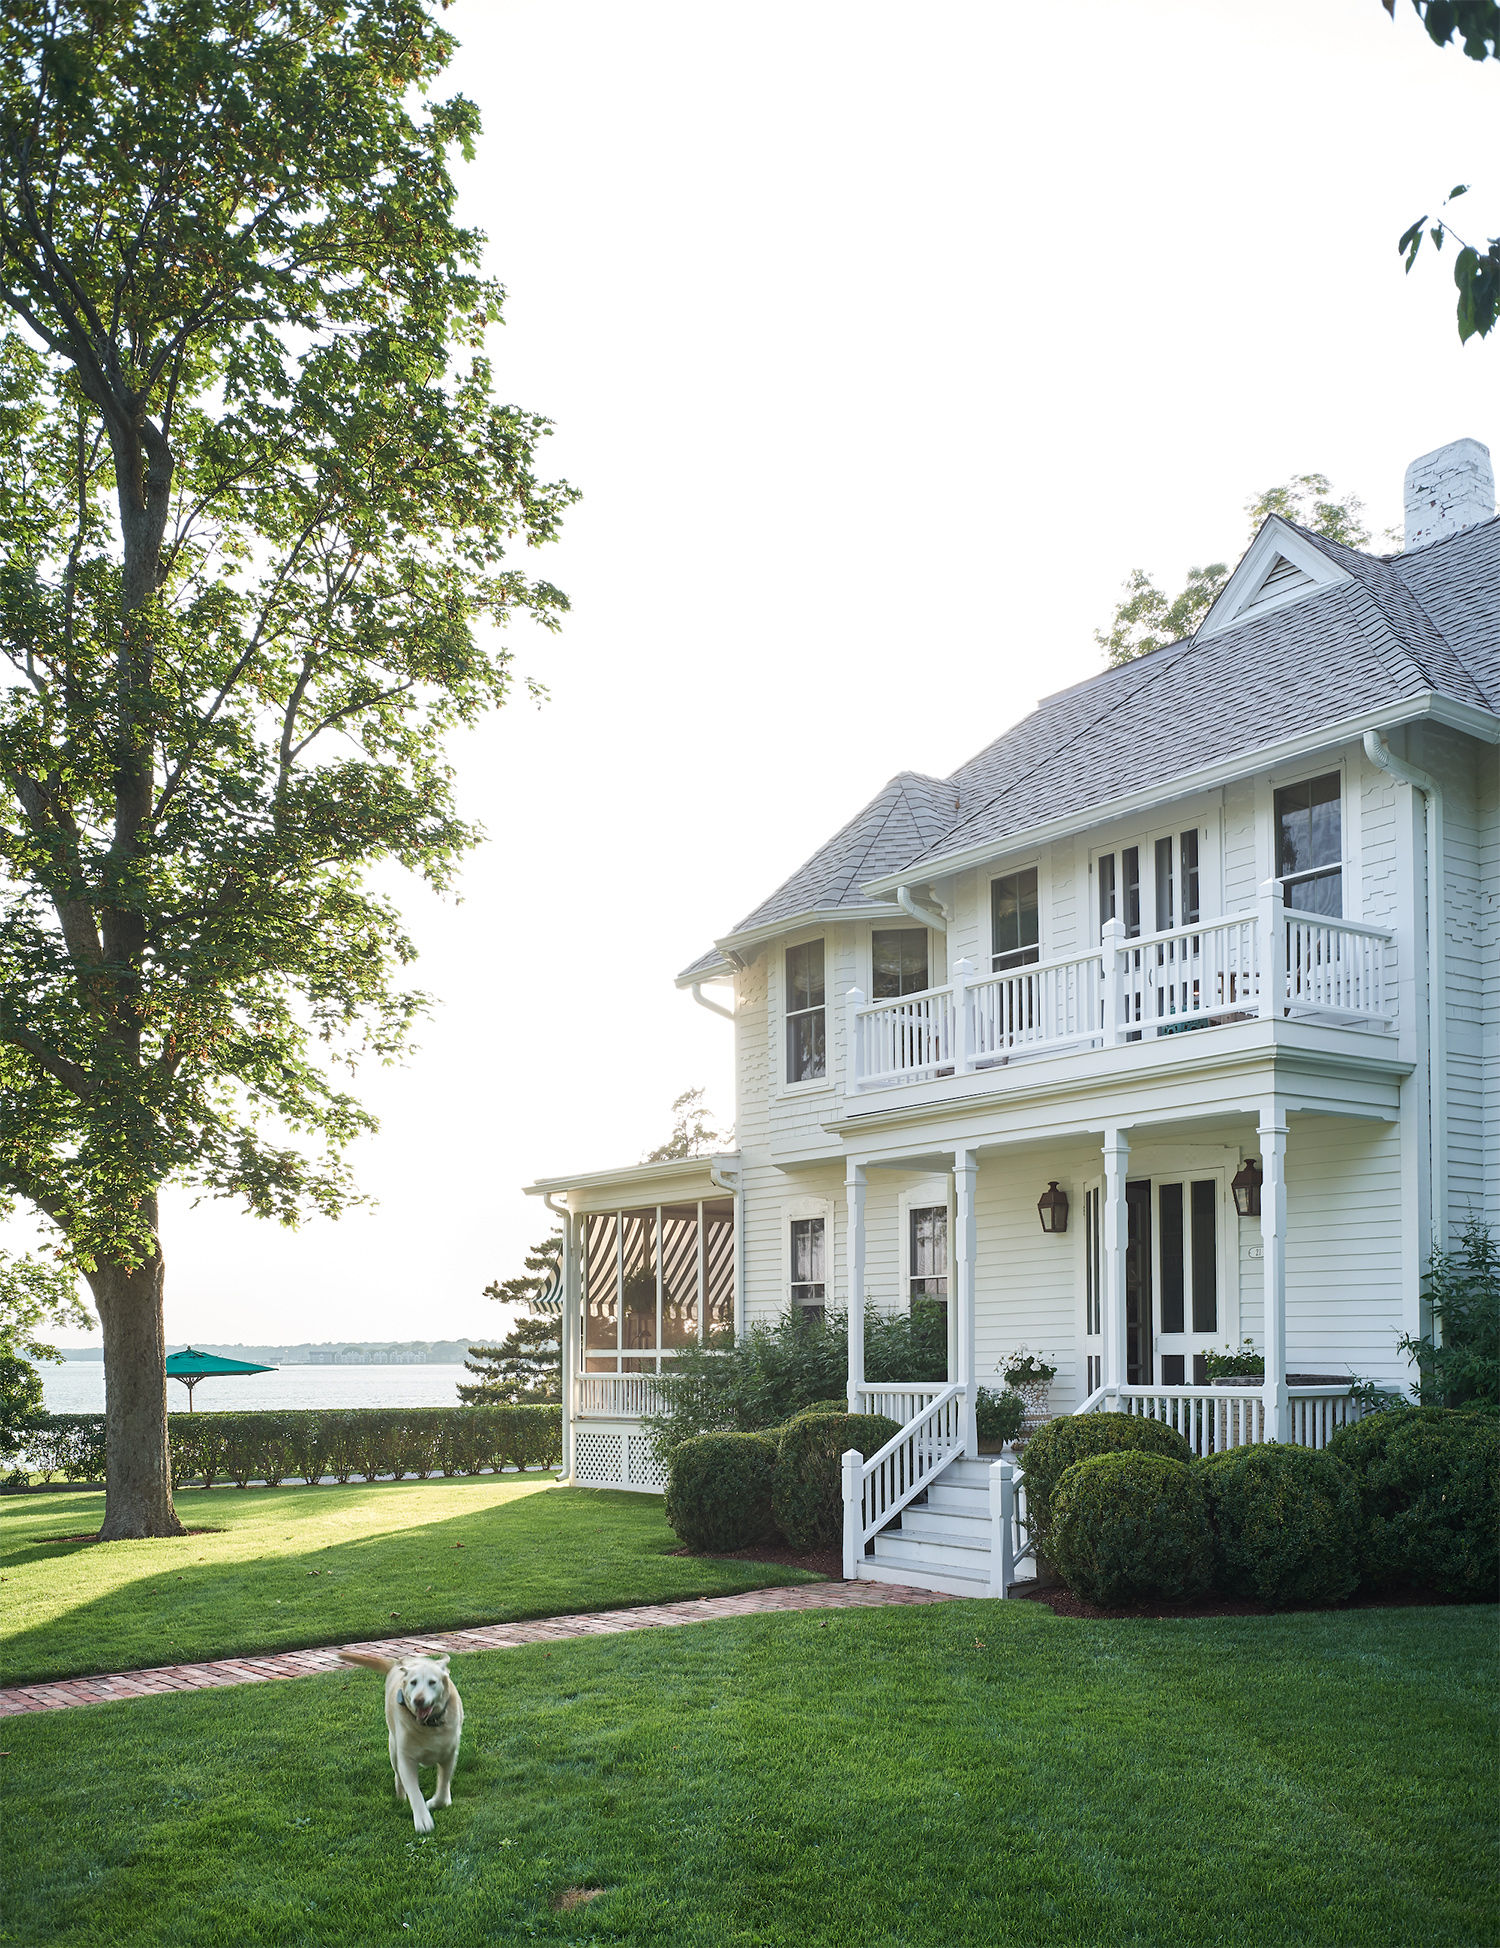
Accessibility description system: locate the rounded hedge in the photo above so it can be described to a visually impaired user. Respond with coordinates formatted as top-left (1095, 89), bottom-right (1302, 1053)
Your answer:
top-left (1327, 1407), bottom-right (1499, 1598)
top-left (1049, 1452), bottom-right (1212, 1607)
top-left (664, 1432), bottom-right (780, 1553)
top-left (771, 1411), bottom-right (900, 1552)
top-left (1195, 1443), bottom-right (1362, 1608)
top-left (1019, 1413), bottom-right (1192, 1558)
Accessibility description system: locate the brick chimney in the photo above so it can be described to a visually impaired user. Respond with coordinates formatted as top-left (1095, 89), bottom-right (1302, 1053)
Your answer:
top-left (1403, 437), bottom-right (1495, 550)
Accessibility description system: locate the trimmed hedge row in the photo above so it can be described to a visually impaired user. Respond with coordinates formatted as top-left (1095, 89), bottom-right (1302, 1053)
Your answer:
top-left (8, 1406), bottom-right (562, 1490)
top-left (1033, 1406), bottom-right (1497, 1611)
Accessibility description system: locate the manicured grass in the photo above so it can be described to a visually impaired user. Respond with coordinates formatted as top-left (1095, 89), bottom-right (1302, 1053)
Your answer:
top-left (0, 1478), bottom-right (819, 1686)
top-left (3, 1602), bottom-right (1493, 1947)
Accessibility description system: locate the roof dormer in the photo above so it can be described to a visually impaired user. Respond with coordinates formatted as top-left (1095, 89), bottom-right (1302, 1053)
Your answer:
top-left (1196, 518), bottom-right (1351, 641)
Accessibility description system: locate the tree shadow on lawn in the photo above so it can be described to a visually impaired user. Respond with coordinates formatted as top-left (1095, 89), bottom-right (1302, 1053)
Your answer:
top-left (2, 1485), bottom-right (823, 1688)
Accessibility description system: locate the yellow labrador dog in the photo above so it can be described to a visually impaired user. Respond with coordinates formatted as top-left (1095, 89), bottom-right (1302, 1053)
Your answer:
top-left (338, 1647), bottom-right (464, 1832)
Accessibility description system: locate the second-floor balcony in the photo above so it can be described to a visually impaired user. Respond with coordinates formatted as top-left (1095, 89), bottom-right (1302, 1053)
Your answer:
top-left (845, 879), bottom-right (1395, 1099)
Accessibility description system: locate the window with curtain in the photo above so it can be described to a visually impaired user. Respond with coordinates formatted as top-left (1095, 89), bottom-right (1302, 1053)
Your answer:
top-left (785, 940), bottom-right (826, 1082)
top-left (872, 928), bottom-right (929, 998)
top-left (790, 1217), bottom-right (825, 1319)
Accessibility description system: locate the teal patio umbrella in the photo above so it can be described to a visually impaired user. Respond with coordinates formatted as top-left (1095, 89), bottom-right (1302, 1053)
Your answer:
top-left (165, 1347), bottom-right (277, 1411)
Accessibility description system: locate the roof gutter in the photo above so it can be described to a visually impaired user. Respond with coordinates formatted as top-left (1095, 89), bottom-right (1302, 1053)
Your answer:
top-left (690, 982), bottom-right (734, 1021)
top-left (1363, 729), bottom-right (1446, 1257)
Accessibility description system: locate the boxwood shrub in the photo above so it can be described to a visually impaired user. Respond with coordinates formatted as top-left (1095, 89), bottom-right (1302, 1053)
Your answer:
top-left (1019, 1412), bottom-right (1192, 1559)
top-left (664, 1432), bottom-right (779, 1552)
top-left (1049, 1451), bottom-right (1212, 1607)
top-left (1195, 1442), bottom-right (1362, 1608)
top-left (1327, 1406), bottom-right (1499, 1597)
top-left (771, 1411), bottom-right (900, 1552)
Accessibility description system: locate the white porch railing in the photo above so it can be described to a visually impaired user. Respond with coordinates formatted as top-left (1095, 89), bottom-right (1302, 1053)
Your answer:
top-left (575, 1373), bottom-right (674, 1418)
top-left (1088, 1382), bottom-right (1359, 1453)
top-left (841, 1382), bottom-right (966, 1577)
top-left (846, 886), bottom-right (1394, 1094)
top-left (854, 1382), bottom-right (951, 1425)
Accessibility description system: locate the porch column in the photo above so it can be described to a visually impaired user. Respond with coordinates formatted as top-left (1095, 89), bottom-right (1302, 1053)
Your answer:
top-left (845, 1161), bottom-right (866, 1413)
top-left (1259, 1105), bottom-right (1289, 1442)
top-left (1102, 1127), bottom-right (1130, 1394)
top-left (557, 1206), bottom-right (576, 1482)
top-left (954, 1147), bottom-right (978, 1455)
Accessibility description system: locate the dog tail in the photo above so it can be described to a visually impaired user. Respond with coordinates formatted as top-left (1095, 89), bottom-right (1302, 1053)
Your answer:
top-left (337, 1648), bottom-right (396, 1674)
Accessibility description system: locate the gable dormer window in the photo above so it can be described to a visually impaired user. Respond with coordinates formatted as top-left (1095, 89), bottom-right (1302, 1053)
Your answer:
top-left (991, 868), bottom-right (1040, 970)
top-left (785, 939), bottom-right (826, 1083)
top-left (1275, 772), bottom-right (1342, 917)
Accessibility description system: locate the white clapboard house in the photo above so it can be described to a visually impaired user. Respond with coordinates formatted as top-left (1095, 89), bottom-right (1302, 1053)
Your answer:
top-left (526, 437), bottom-right (1499, 1596)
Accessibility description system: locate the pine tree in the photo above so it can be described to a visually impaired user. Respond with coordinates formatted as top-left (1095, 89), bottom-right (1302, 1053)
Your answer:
top-left (460, 1233), bottom-right (563, 1404)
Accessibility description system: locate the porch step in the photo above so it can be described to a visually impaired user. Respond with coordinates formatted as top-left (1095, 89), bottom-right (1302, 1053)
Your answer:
top-left (870, 1529), bottom-right (988, 1574)
top-left (858, 1555), bottom-right (992, 1599)
top-left (896, 1506), bottom-right (990, 1545)
top-left (858, 1452), bottom-right (1036, 1599)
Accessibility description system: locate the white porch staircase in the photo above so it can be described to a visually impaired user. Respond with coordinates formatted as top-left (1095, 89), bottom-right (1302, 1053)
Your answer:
top-left (858, 1457), bottom-right (1035, 1598)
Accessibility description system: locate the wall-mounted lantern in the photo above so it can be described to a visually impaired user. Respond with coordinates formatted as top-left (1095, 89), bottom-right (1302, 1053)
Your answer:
top-left (1036, 1181), bottom-right (1069, 1234)
top-left (1231, 1157), bottom-right (1263, 1218)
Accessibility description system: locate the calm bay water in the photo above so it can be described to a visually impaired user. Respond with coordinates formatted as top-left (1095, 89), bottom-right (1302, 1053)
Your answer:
top-left (42, 1363), bottom-right (473, 1415)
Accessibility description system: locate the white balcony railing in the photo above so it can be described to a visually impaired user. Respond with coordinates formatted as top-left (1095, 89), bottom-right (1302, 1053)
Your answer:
top-left (575, 1373), bottom-right (674, 1419)
top-left (846, 882), bottom-right (1394, 1095)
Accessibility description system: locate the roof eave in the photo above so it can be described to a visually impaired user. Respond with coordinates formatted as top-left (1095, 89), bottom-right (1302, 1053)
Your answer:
top-left (524, 1153), bottom-right (742, 1201)
top-left (709, 900), bottom-right (905, 963)
top-left (860, 691), bottom-right (1497, 895)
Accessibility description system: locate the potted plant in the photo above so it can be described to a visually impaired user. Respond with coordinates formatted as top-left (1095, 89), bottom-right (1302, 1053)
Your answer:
top-left (999, 1347), bottom-right (1057, 1434)
top-left (1202, 1339), bottom-right (1263, 1386)
top-left (975, 1387), bottom-right (1026, 1453)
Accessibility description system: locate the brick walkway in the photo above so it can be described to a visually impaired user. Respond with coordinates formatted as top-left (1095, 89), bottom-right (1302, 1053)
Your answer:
top-left (0, 1579), bottom-right (954, 1718)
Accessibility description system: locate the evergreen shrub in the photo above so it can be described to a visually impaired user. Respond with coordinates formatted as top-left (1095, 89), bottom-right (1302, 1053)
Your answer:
top-left (771, 1411), bottom-right (900, 1551)
top-left (1196, 1443), bottom-right (1362, 1608)
top-left (1018, 1413), bottom-right (1192, 1558)
top-left (1327, 1406), bottom-right (1499, 1597)
top-left (663, 1432), bottom-right (779, 1552)
top-left (1049, 1451), bottom-right (1212, 1606)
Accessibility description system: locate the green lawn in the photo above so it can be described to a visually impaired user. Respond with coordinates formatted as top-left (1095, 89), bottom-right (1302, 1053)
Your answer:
top-left (0, 1478), bottom-right (819, 1687)
top-left (3, 1602), bottom-right (1492, 1947)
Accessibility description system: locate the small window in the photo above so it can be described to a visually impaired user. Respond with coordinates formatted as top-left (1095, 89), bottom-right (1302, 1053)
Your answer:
top-left (1275, 772), bottom-right (1342, 917)
top-left (790, 1217), bottom-right (825, 1320)
top-left (909, 1205), bottom-right (948, 1305)
top-left (872, 928), bottom-right (929, 999)
top-left (785, 940), bottom-right (826, 1083)
top-left (1154, 836), bottom-right (1174, 933)
top-left (1180, 829), bottom-right (1200, 926)
top-left (991, 868), bottom-right (1040, 971)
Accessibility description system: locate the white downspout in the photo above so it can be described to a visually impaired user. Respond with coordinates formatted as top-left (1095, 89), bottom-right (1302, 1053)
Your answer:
top-left (708, 1159), bottom-right (744, 1340)
top-left (542, 1191), bottom-right (575, 1482)
top-left (896, 885), bottom-right (946, 933)
top-left (690, 982), bottom-right (735, 1021)
top-left (1362, 729), bottom-right (1446, 1257)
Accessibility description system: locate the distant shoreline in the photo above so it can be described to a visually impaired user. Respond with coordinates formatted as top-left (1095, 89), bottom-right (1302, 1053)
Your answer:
top-left (57, 1339), bottom-right (485, 1365)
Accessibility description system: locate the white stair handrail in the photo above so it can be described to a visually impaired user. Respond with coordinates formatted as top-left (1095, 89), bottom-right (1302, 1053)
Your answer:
top-left (841, 1380), bottom-right (966, 1577)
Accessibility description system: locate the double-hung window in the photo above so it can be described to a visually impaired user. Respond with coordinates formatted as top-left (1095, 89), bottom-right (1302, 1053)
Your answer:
top-left (1275, 772), bottom-right (1342, 916)
top-left (785, 940), bottom-right (826, 1083)
top-left (790, 1217), bottom-right (826, 1319)
top-left (991, 868), bottom-right (1040, 970)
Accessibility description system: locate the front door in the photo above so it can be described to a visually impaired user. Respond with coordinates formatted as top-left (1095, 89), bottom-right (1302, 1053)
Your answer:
top-left (1125, 1180), bottom-right (1152, 1383)
top-left (1155, 1178), bottom-right (1221, 1383)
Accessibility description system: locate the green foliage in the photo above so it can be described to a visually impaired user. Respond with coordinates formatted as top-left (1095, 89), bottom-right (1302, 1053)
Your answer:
top-left (1049, 1451), bottom-right (1212, 1607)
top-left (1202, 1339), bottom-right (1264, 1380)
top-left (1328, 1405), bottom-right (1499, 1597)
top-left (0, 1349), bottom-right (44, 1453)
top-left (1385, 0), bottom-right (1499, 59)
top-left (0, 2), bottom-right (574, 1531)
top-left (644, 1301), bottom-right (949, 1462)
top-left (663, 1432), bottom-right (779, 1553)
top-left (1196, 1444), bottom-right (1363, 1609)
top-left (0, 1249), bottom-right (91, 1362)
top-left (464, 1227), bottom-right (563, 1407)
top-left (1096, 474), bottom-right (1370, 666)
top-left (1018, 1411), bottom-right (1192, 1558)
top-left (10, 1406), bottom-right (562, 1488)
top-left (641, 1088), bottom-right (732, 1163)
top-left (771, 1411), bottom-right (899, 1552)
top-left (1000, 1347), bottom-right (1057, 1388)
top-left (975, 1387), bottom-right (1025, 1446)
top-left (1399, 1219), bottom-right (1498, 1408)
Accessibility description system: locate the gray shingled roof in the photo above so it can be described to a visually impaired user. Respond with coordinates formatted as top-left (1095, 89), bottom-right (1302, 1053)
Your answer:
top-left (677, 515), bottom-right (1499, 980)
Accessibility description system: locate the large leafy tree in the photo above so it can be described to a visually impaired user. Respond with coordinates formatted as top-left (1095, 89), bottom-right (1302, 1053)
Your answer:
top-left (0, 2), bottom-right (574, 1537)
top-left (1097, 475), bottom-right (1370, 667)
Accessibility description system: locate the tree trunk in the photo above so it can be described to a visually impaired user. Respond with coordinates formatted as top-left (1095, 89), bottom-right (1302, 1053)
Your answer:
top-left (89, 1212), bottom-right (182, 1539)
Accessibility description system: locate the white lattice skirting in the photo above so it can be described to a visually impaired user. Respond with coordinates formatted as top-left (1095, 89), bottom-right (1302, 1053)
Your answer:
top-left (572, 1423), bottom-right (669, 1494)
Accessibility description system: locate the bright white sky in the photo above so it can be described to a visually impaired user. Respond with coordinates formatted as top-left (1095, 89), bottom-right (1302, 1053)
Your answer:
top-left (33, 0), bottom-right (1496, 1346)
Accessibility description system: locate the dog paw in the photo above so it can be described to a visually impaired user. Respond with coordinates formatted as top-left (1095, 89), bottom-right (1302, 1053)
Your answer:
top-left (412, 1809), bottom-right (434, 1834)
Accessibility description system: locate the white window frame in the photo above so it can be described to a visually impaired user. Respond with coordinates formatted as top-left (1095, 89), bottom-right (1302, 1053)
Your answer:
top-left (1263, 757), bottom-right (1352, 921)
top-left (865, 921), bottom-right (935, 1001)
top-left (898, 1175), bottom-right (955, 1379)
top-left (783, 1196), bottom-right (835, 1314)
top-left (777, 930), bottom-right (834, 1097)
top-left (987, 856), bottom-right (1046, 970)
